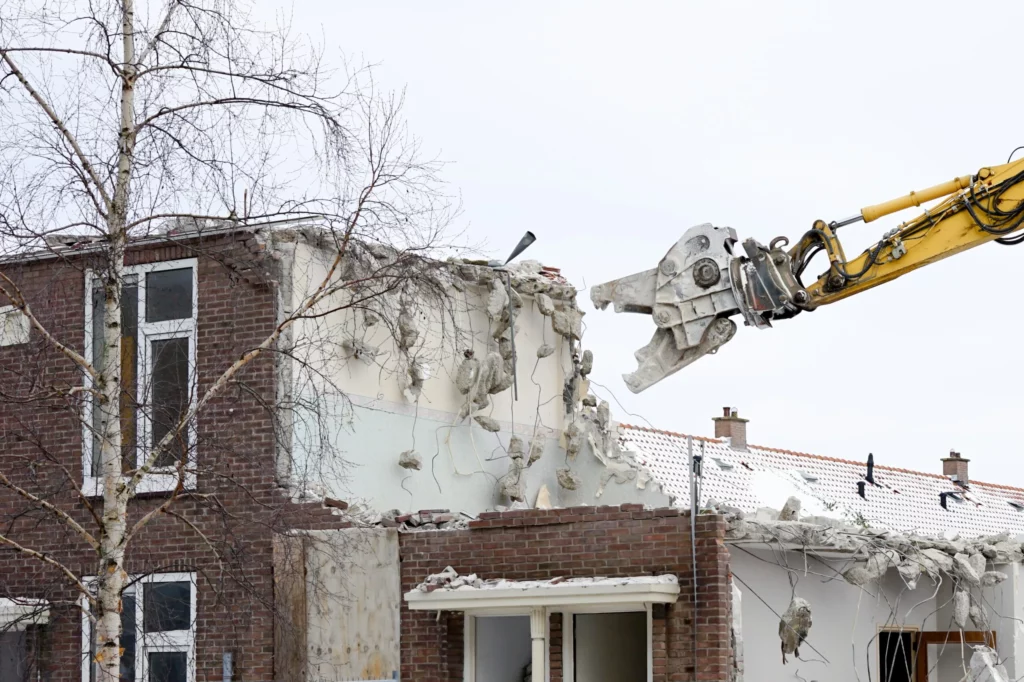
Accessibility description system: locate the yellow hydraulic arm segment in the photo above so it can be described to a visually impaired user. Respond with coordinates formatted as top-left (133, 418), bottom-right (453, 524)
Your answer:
top-left (591, 151), bottom-right (1024, 393)
top-left (792, 158), bottom-right (1024, 307)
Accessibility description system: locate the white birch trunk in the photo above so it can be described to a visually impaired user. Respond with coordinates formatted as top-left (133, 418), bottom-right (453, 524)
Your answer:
top-left (94, 1), bottom-right (137, 678)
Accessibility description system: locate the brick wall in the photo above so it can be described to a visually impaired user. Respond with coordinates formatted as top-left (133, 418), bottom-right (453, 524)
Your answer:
top-left (399, 504), bottom-right (733, 682)
top-left (0, 234), bottom-right (328, 680)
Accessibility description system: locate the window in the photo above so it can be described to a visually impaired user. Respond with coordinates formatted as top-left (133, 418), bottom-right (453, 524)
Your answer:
top-left (84, 260), bottom-right (197, 494)
top-left (878, 629), bottom-right (915, 682)
top-left (0, 305), bottom-right (29, 347)
top-left (82, 573), bottom-right (196, 682)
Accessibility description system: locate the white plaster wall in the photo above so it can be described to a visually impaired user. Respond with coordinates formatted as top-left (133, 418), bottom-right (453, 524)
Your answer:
top-left (730, 548), bottom-right (942, 682)
top-left (475, 616), bottom-right (532, 682)
top-left (282, 240), bottom-right (669, 513)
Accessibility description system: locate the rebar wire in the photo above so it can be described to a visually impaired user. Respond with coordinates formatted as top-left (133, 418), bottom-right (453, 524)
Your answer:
top-left (730, 571), bottom-right (832, 665)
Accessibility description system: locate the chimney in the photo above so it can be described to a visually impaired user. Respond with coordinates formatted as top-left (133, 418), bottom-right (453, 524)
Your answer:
top-left (942, 449), bottom-right (970, 485)
top-left (713, 406), bottom-right (748, 451)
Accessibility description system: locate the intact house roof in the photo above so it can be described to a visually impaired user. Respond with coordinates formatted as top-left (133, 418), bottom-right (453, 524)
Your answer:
top-left (619, 423), bottom-right (1024, 538)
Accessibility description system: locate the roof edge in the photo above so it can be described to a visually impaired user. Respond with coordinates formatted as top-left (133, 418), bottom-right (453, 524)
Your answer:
top-left (618, 422), bottom-right (1024, 495)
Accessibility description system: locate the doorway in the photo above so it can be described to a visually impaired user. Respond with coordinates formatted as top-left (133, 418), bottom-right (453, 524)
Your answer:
top-left (572, 612), bottom-right (647, 682)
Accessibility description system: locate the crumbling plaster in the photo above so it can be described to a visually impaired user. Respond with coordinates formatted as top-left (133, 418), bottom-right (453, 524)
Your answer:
top-left (723, 499), bottom-right (1024, 682)
top-left (271, 232), bottom-right (665, 514)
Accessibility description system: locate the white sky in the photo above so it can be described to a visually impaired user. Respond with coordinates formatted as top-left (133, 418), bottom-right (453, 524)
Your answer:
top-left (292, 1), bottom-right (1024, 484)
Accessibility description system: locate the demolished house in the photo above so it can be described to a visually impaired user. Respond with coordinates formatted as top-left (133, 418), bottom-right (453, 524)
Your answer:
top-left (6, 219), bottom-right (1019, 681)
top-left (622, 410), bottom-right (1024, 682)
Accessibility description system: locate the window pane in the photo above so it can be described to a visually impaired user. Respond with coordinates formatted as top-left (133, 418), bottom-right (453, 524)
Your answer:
top-left (146, 269), bottom-right (193, 322)
top-left (879, 631), bottom-right (913, 682)
top-left (143, 582), bottom-right (190, 633)
top-left (150, 338), bottom-right (190, 467)
top-left (148, 652), bottom-right (186, 682)
top-left (122, 594), bottom-right (137, 682)
top-left (91, 281), bottom-right (139, 476)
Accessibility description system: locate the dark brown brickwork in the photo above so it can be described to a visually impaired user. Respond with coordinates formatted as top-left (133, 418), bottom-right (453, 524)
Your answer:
top-left (399, 504), bottom-right (733, 682)
top-left (0, 234), bottom-right (339, 680)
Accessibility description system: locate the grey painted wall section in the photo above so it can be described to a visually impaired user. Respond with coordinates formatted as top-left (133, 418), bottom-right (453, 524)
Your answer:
top-left (291, 394), bottom-right (669, 515)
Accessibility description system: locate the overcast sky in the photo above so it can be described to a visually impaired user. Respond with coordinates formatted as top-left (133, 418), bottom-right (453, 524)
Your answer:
top-left (291, 1), bottom-right (1024, 484)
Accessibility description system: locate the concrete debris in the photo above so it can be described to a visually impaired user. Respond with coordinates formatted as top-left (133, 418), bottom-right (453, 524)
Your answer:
top-left (557, 467), bottom-right (581, 491)
top-left (922, 548), bottom-right (955, 574)
top-left (486, 279), bottom-right (509, 320)
top-left (843, 565), bottom-right (875, 586)
top-left (400, 359), bottom-right (429, 403)
top-left (725, 503), bottom-right (1024, 592)
top-left (596, 400), bottom-right (611, 431)
top-left (397, 307), bottom-right (419, 350)
top-left (527, 435), bottom-right (544, 466)
top-left (969, 646), bottom-right (1009, 682)
top-left (955, 553), bottom-right (982, 586)
top-left (363, 309), bottom-right (379, 327)
top-left (455, 352), bottom-right (479, 394)
top-left (508, 436), bottom-right (525, 462)
top-left (380, 508), bottom-right (471, 532)
top-left (498, 334), bottom-right (514, 360)
top-left (490, 357), bottom-right (515, 394)
top-left (582, 394), bottom-right (597, 407)
top-left (508, 286), bottom-right (523, 311)
top-left (475, 415), bottom-right (501, 432)
top-left (551, 309), bottom-right (583, 340)
top-left (778, 496), bottom-right (801, 521)
top-left (970, 603), bottom-right (988, 630)
top-left (416, 566), bottom-right (483, 593)
top-left (981, 571), bottom-right (1007, 587)
top-left (564, 422), bottom-right (583, 459)
top-left (954, 588), bottom-right (970, 629)
top-left (398, 449), bottom-right (422, 471)
top-left (535, 484), bottom-right (552, 509)
top-left (778, 597), bottom-right (812, 665)
top-left (579, 349), bottom-right (594, 377)
top-left (341, 337), bottom-right (379, 363)
top-left (536, 343), bottom-right (556, 359)
top-left (897, 559), bottom-right (922, 590)
top-left (970, 552), bottom-right (987, 578)
top-left (537, 293), bottom-right (555, 316)
top-left (501, 462), bottom-right (526, 502)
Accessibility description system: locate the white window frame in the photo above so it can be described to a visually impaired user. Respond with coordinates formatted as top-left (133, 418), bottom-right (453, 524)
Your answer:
top-left (80, 572), bottom-right (197, 682)
top-left (83, 259), bottom-right (199, 495)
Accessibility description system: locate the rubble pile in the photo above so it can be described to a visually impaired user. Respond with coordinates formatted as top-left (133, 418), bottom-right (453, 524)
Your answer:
top-left (380, 508), bottom-right (472, 532)
top-left (413, 568), bottom-right (678, 594)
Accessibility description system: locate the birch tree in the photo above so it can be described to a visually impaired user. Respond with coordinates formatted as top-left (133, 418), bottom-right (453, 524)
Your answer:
top-left (0, 1), bottom-right (456, 678)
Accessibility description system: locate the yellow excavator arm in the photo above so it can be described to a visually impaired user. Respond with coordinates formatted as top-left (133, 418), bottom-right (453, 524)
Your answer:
top-left (795, 158), bottom-right (1024, 307)
top-left (591, 153), bottom-right (1024, 392)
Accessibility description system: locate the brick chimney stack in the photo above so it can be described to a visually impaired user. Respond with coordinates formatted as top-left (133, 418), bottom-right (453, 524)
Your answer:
top-left (713, 406), bottom-right (748, 451)
top-left (942, 449), bottom-right (970, 485)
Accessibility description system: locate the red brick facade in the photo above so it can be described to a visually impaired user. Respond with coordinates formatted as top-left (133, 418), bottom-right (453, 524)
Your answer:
top-left (0, 235), bottom-right (310, 680)
top-left (399, 504), bottom-right (734, 682)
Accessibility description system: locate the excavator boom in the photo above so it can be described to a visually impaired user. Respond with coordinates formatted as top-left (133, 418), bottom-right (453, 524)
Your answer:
top-left (593, 154), bottom-right (1024, 392)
